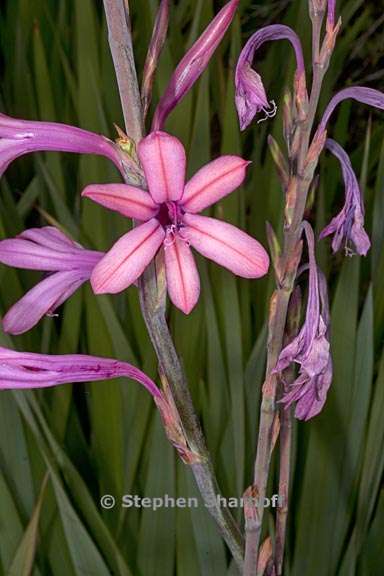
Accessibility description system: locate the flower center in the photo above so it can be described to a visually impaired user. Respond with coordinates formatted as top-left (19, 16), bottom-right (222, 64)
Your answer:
top-left (157, 201), bottom-right (184, 231)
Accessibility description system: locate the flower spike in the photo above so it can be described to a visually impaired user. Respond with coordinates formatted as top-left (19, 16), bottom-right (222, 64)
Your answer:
top-left (235, 24), bottom-right (307, 130)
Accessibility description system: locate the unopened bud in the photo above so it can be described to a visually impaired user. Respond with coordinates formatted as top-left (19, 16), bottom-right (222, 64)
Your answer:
top-left (268, 135), bottom-right (289, 190)
top-left (284, 177), bottom-right (298, 227)
top-left (266, 221), bottom-right (283, 284)
top-left (257, 537), bottom-right (273, 576)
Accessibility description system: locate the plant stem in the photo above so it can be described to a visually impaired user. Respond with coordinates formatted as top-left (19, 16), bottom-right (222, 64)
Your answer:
top-left (103, 0), bottom-right (244, 569)
top-left (275, 405), bottom-right (293, 575)
top-left (244, 8), bottom-right (331, 575)
top-left (103, 0), bottom-right (143, 143)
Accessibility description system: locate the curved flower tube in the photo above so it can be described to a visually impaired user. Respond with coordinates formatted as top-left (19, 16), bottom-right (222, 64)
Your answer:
top-left (0, 227), bottom-right (103, 334)
top-left (320, 139), bottom-right (370, 256)
top-left (0, 112), bottom-right (129, 178)
top-left (319, 87), bottom-right (384, 133)
top-left (235, 24), bottom-right (307, 130)
top-left (0, 346), bottom-right (160, 397)
top-left (152, 0), bottom-right (239, 131)
top-left (274, 222), bottom-right (332, 421)
top-left (82, 131), bottom-right (269, 314)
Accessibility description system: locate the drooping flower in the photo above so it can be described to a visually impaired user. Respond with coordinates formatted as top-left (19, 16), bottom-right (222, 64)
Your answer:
top-left (235, 24), bottom-right (307, 130)
top-left (0, 112), bottom-right (130, 178)
top-left (0, 345), bottom-right (160, 398)
top-left (274, 222), bottom-right (332, 421)
top-left (319, 87), bottom-right (384, 134)
top-left (320, 139), bottom-right (370, 256)
top-left (0, 227), bottom-right (103, 334)
top-left (82, 131), bottom-right (269, 314)
top-left (152, 0), bottom-right (239, 131)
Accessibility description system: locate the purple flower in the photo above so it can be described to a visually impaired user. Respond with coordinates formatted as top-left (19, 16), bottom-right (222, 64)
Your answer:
top-left (319, 87), bottom-right (384, 133)
top-left (0, 227), bottom-right (103, 334)
top-left (152, 0), bottom-right (239, 131)
top-left (0, 345), bottom-right (160, 398)
top-left (235, 24), bottom-right (307, 130)
top-left (0, 112), bottom-right (128, 178)
top-left (320, 139), bottom-right (370, 256)
top-left (274, 222), bottom-right (332, 421)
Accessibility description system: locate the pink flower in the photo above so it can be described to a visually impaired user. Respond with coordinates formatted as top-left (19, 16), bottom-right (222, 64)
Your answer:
top-left (0, 227), bottom-right (103, 334)
top-left (0, 112), bottom-right (129, 178)
top-left (152, 0), bottom-right (239, 131)
top-left (0, 345), bottom-right (160, 398)
top-left (82, 131), bottom-right (269, 314)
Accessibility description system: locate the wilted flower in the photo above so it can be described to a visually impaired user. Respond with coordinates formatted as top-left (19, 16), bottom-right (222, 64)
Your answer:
top-left (274, 222), bottom-right (332, 421)
top-left (0, 345), bottom-right (160, 398)
top-left (235, 24), bottom-right (307, 130)
top-left (0, 227), bottom-right (103, 334)
top-left (0, 112), bottom-right (128, 178)
top-left (320, 139), bottom-right (370, 256)
top-left (152, 0), bottom-right (239, 130)
top-left (83, 130), bottom-right (269, 314)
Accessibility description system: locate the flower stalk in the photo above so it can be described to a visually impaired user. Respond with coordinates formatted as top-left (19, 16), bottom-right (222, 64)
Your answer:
top-left (103, 0), bottom-right (244, 568)
top-left (243, 5), bottom-right (339, 574)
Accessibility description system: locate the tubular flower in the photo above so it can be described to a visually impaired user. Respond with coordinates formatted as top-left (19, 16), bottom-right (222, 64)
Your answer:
top-left (320, 139), bottom-right (370, 256)
top-left (274, 222), bottom-right (332, 421)
top-left (235, 24), bottom-right (307, 130)
top-left (319, 87), bottom-right (384, 134)
top-left (0, 227), bottom-right (103, 334)
top-left (0, 112), bottom-right (129, 178)
top-left (83, 131), bottom-right (269, 314)
top-left (0, 346), bottom-right (160, 398)
top-left (152, 0), bottom-right (239, 131)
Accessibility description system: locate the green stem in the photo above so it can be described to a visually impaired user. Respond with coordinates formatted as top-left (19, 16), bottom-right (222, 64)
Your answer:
top-left (103, 0), bottom-right (244, 569)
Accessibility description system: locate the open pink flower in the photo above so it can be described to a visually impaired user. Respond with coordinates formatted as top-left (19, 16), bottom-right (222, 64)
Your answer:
top-left (82, 131), bottom-right (269, 314)
top-left (0, 227), bottom-right (103, 334)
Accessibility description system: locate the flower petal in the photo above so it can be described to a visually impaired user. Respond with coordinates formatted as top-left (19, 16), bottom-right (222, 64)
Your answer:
top-left (183, 213), bottom-right (269, 277)
top-left (2, 270), bottom-right (86, 335)
top-left (164, 234), bottom-right (200, 314)
top-left (0, 235), bottom-right (100, 271)
top-left (82, 183), bottom-right (159, 220)
top-left (20, 226), bottom-right (79, 250)
top-left (137, 131), bottom-right (186, 203)
top-left (91, 219), bottom-right (165, 294)
top-left (181, 156), bottom-right (250, 213)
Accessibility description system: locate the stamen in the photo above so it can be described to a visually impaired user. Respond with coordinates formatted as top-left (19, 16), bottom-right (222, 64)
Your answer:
top-left (257, 100), bottom-right (277, 124)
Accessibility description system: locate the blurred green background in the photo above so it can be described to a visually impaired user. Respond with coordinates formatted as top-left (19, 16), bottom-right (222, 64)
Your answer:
top-left (0, 0), bottom-right (383, 574)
